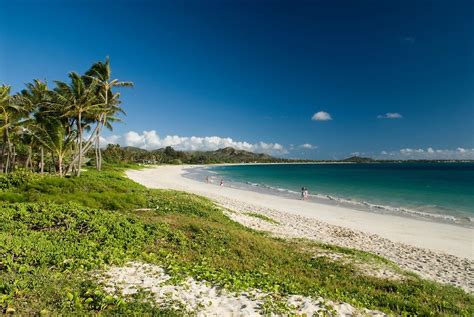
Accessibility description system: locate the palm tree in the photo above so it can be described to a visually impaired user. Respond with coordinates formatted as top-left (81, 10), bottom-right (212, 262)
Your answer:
top-left (35, 118), bottom-right (75, 177)
top-left (20, 80), bottom-right (50, 173)
top-left (0, 85), bottom-right (29, 173)
top-left (50, 73), bottom-right (103, 176)
top-left (85, 57), bottom-right (133, 170)
top-left (0, 58), bottom-right (132, 176)
top-left (94, 91), bottom-right (125, 170)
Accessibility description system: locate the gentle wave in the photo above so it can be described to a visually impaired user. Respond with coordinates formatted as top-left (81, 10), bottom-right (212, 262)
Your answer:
top-left (187, 167), bottom-right (473, 227)
top-left (244, 180), bottom-right (472, 225)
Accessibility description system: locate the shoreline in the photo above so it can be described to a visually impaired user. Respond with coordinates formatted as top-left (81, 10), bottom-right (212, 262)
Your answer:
top-left (186, 165), bottom-right (473, 228)
top-left (126, 165), bottom-right (473, 291)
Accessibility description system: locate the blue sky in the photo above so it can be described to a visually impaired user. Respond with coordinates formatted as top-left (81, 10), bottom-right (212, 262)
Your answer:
top-left (1, 0), bottom-right (473, 159)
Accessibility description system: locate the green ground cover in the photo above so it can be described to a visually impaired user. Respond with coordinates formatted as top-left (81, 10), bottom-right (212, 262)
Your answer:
top-left (0, 168), bottom-right (472, 315)
top-left (244, 212), bottom-right (280, 224)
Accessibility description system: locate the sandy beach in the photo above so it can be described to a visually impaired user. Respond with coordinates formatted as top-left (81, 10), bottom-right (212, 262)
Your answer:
top-left (126, 165), bottom-right (473, 292)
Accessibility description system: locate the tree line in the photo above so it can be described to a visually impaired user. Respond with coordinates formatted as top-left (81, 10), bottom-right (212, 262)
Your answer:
top-left (0, 57), bottom-right (132, 176)
top-left (101, 145), bottom-right (289, 165)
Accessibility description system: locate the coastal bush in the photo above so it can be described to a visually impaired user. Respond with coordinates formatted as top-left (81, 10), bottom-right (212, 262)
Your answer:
top-left (0, 169), bottom-right (472, 315)
top-left (0, 167), bottom-right (223, 219)
top-left (0, 201), bottom-right (176, 314)
top-left (0, 169), bottom-right (147, 210)
top-left (0, 169), bottom-right (38, 190)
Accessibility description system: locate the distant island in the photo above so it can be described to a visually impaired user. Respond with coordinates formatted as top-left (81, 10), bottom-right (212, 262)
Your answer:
top-left (341, 156), bottom-right (376, 163)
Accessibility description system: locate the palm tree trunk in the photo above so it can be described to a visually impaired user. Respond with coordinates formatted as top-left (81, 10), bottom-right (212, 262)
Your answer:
top-left (77, 112), bottom-right (83, 177)
top-left (51, 152), bottom-right (56, 174)
top-left (66, 120), bottom-right (101, 174)
top-left (94, 113), bottom-right (103, 171)
top-left (40, 146), bottom-right (44, 174)
top-left (58, 154), bottom-right (63, 177)
top-left (95, 140), bottom-right (98, 169)
top-left (100, 88), bottom-right (109, 171)
top-left (0, 135), bottom-right (6, 173)
top-left (5, 128), bottom-right (11, 173)
top-left (96, 117), bottom-right (103, 171)
top-left (25, 145), bottom-right (32, 169)
top-left (98, 137), bottom-right (102, 170)
top-left (95, 130), bottom-right (100, 170)
top-left (11, 145), bottom-right (16, 171)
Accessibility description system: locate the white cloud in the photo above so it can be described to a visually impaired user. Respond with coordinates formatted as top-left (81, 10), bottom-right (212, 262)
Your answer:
top-left (312, 111), bottom-right (332, 121)
top-left (299, 143), bottom-right (317, 150)
top-left (378, 147), bottom-right (474, 160)
top-left (100, 130), bottom-right (288, 155)
top-left (377, 112), bottom-right (403, 119)
top-left (400, 148), bottom-right (424, 154)
top-left (123, 131), bottom-right (145, 147)
top-left (99, 135), bottom-right (121, 145)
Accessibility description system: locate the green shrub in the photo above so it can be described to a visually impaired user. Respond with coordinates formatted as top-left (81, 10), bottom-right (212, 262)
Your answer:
top-left (0, 202), bottom-right (163, 271)
top-left (0, 201), bottom-right (172, 314)
top-left (0, 169), bottom-right (39, 190)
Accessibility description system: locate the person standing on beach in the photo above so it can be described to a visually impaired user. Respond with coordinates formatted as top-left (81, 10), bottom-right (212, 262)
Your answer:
top-left (301, 187), bottom-right (309, 200)
top-left (220, 179), bottom-right (224, 187)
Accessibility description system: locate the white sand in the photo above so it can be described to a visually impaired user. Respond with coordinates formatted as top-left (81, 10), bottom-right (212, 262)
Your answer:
top-left (126, 165), bottom-right (474, 291)
top-left (101, 262), bottom-right (386, 316)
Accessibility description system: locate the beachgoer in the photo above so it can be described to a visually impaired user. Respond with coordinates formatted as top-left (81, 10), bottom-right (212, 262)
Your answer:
top-left (304, 188), bottom-right (309, 200)
top-left (205, 176), bottom-right (209, 183)
top-left (220, 179), bottom-right (224, 187)
top-left (301, 187), bottom-right (305, 200)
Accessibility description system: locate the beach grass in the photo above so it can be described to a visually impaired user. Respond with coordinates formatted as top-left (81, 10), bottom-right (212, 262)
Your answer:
top-left (244, 212), bottom-right (280, 224)
top-left (0, 167), bottom-right (472, 315)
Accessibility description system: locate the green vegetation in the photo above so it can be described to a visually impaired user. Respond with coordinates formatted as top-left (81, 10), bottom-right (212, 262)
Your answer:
top-left (102, 145), bottom-right (289, 165)
top-left (1, 168), bottom-right (472, 315)
top-left (244, 212), bottom-right (280, 224)
top-left (0, 201), bottom-right (179, 315)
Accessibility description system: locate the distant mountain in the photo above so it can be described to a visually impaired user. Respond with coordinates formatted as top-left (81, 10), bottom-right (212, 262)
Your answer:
top-left (211, 147), bottom-right (276, 162)
top-left (104, 146), bottom-right (286, 164)
top-left (174, 146), bottom-right (285, 164)
top-left (122, 146), bottom-right (149, 153)
top-left (342, 156), bottom-right (376, 163)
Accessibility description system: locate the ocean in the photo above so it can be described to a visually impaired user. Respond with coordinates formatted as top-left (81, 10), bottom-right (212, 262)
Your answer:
top-left (188, 163), bottom-right (474, 226)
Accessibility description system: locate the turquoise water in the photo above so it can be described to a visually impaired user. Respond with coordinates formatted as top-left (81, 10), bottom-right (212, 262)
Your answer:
top-left (207, 163), bottom-right (474, 225)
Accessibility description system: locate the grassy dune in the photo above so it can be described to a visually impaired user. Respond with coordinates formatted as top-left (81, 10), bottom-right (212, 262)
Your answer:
top-left (0, 167), bottom-right (472, 315)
